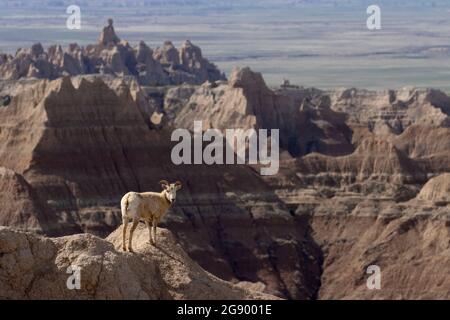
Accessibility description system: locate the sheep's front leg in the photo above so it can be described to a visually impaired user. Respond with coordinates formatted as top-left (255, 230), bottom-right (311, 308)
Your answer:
top-left (128, 219), bottom-right (139, 252)
top-left (122, 217), bottom-right (128, 251)
top-left (145, 220), bottom-right (154, 245)
top-left (152, 221), bottom-right (157, 245)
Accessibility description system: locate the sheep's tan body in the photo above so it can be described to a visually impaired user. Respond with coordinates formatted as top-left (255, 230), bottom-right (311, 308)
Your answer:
top-left (121, 180), bottom-right (181, 252)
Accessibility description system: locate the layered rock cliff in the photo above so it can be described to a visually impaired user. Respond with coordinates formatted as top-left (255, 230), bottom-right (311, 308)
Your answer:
top-left (0, 74), bottom-right (322, 299)
top-left (0, 64), bottom-right (448, 299)
top-left (306, 182), bottom-right (450, 299)
top-left (171, 67), bottom-right (354, 157)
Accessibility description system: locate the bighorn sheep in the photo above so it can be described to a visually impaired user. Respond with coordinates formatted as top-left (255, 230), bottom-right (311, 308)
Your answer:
top-left (121, 180), bottom-right (182, 252)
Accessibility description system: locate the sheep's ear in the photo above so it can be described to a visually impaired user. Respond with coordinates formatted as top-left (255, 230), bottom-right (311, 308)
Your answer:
top-left (160, 180), bottom-right (169, 189)
top-left (175, 181), bottom-right (182, 190)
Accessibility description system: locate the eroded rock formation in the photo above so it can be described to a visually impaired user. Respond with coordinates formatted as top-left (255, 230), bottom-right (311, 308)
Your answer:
top-left (0, 19), bottom-right (225, 86)
top-left (0, 75), bottom-right (322, 299)
top-left (305, 180), bottom-right (450, 299)
top-left (417, 173), bottom-right (450, 204)
top-left (0, 64), bottom-right (448, 299)
top-left (0, 225), bottom-right (277, 300)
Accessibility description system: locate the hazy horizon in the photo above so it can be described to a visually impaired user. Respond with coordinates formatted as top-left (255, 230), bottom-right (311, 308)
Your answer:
top-left (1, 0), bottom-right (450, 90)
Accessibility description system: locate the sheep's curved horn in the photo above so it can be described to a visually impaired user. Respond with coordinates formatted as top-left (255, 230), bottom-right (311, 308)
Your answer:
top-left (160, 180), bottom-right (169, 188)
top-left (175, 181), bottom-right (182, 190)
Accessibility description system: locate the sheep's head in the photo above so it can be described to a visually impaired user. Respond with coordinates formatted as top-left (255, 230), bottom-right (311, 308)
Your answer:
top-left (160, 180), bottom-right (182, 203)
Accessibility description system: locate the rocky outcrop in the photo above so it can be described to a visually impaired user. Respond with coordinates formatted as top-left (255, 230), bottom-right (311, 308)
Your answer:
top-left (0, 226), bottom-right (277, 299)
top-left (291, 137), bottom-right (426, 196)
top-left (179, 40), bottom-right (225, 84)
top-left (171, 67), bottom-right (354, 157)
top-left (0, 19), bottom-right (225, 86)
top-left (286, 171), bottom-right (450, 300)
top-left (154, 41), bottom-right (180, 67)
top-left (308, 200), bottom-right (450, 299)
top-left (99, 19), bottom-right (121, 46)
top-left (0, 75), bottom-right (167, 235)
top-left (135, 41), bottom-right (169, 86)
top-left (0, 167), bottom-right (58, 234)
top-left (417, 173), bottom-right (450, 203)
top-left (394, 125), bottom-right (450, 175)
top-left (329, 87), bottom-right (450, 130)
top-left (176, 71), bottom-right (448, 197)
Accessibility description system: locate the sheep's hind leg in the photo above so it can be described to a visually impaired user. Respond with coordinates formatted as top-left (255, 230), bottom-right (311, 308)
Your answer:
top-left (145, 220), bottom-right (154, 245)
top-left (152, 221), bottom-right (157, 245)
top-left (128, 219), bottom-right (139, 253)
top-left (122, 217), bottom-right (129, 251)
